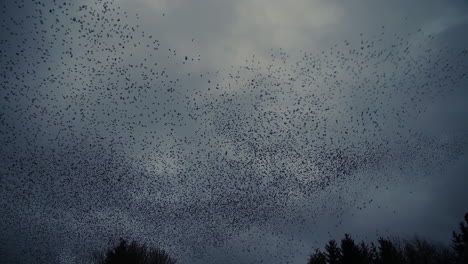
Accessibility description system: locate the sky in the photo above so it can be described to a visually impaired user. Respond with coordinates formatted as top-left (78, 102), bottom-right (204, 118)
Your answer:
top-left (1, 0), bottom-right (468, 263)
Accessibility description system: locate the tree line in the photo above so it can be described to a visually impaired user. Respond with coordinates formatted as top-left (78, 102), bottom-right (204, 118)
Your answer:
top-left (92, 212), bottom-right (467, 264)
top-left (308, 213), bottom-right (468, 264)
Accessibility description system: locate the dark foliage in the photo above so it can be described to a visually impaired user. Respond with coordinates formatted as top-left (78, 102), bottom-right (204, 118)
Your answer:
top-left (325, 240), bottom-right (341, 264)
top-left (309, 235), bottom-right (452, 264)
top-left (93, 239), bottom-right (176, 264)
top-left (376, 237), bottom-right (404, 264)
top-left (452, 213), bottom-right (468, 264)
top-left (308, 212), bottom-right (468, 264)
top-left (404, 237), bottom-right (454, 264)
top-left (340, 233), bottom-right (366, 264)
top-left (308, 249), bottom-right (327, 264)
top-left (89, 212), bottom-right (467, 264)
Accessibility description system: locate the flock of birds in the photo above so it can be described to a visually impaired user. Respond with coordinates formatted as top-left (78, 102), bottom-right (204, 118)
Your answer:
top-left (1, 0), bottom-right (467, 263)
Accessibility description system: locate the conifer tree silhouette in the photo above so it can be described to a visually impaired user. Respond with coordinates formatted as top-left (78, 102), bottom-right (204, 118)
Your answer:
top-left (376, 237), bottom-right (404, 264)
top-left (308, 249), bottom-right (327, 264)
top-left (452, 213), bottom-right (468, 264)
top-left (306, 212), bottom-right (468, 264)
top-left (325, 240), bottom-right (341, 264)
top-left (94, 239), bottom-right (176, 264)
top-left (340, 234), bottom-right (361, 264)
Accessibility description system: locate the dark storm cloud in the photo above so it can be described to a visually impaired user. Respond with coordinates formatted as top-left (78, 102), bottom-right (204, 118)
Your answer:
top-left (1, 0), bottom-right (467, 263)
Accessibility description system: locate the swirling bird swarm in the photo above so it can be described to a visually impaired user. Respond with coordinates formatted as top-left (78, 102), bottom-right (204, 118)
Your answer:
top-left (0, 0), bottom-right (467, 263)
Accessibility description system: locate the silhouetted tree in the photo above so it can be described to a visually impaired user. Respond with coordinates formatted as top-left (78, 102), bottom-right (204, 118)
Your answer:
top-left (306, 212), bottom-right (468, 264)
top-left (308, 249), bottom-right (327, 264)
top-left (452, 213), bottom-right (468, 264)
top-left (340, 234), bottom-right (362, 264)
top-left (376, 237), bottom-right (404, 264)
top-left (94, 239), bottom-right (176, 264)
top-left (325, 239), bottom-right (342, 264)
top-left (359, 241), bottom-right (377, 264)
top-left (404, 237), bottom-right (454, 264)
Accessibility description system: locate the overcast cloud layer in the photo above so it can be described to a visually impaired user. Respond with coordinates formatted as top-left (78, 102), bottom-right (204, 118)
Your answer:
top-left (1, 0), bottom-right (468, 263)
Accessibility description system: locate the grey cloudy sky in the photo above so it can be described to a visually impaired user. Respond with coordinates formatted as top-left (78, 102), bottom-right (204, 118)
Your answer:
top-left (1, 0), bottom-right (467, 263)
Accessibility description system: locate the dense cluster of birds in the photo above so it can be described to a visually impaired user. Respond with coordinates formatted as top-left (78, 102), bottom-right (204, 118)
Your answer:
top-left (1, 0), bottom-right (467, 263)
